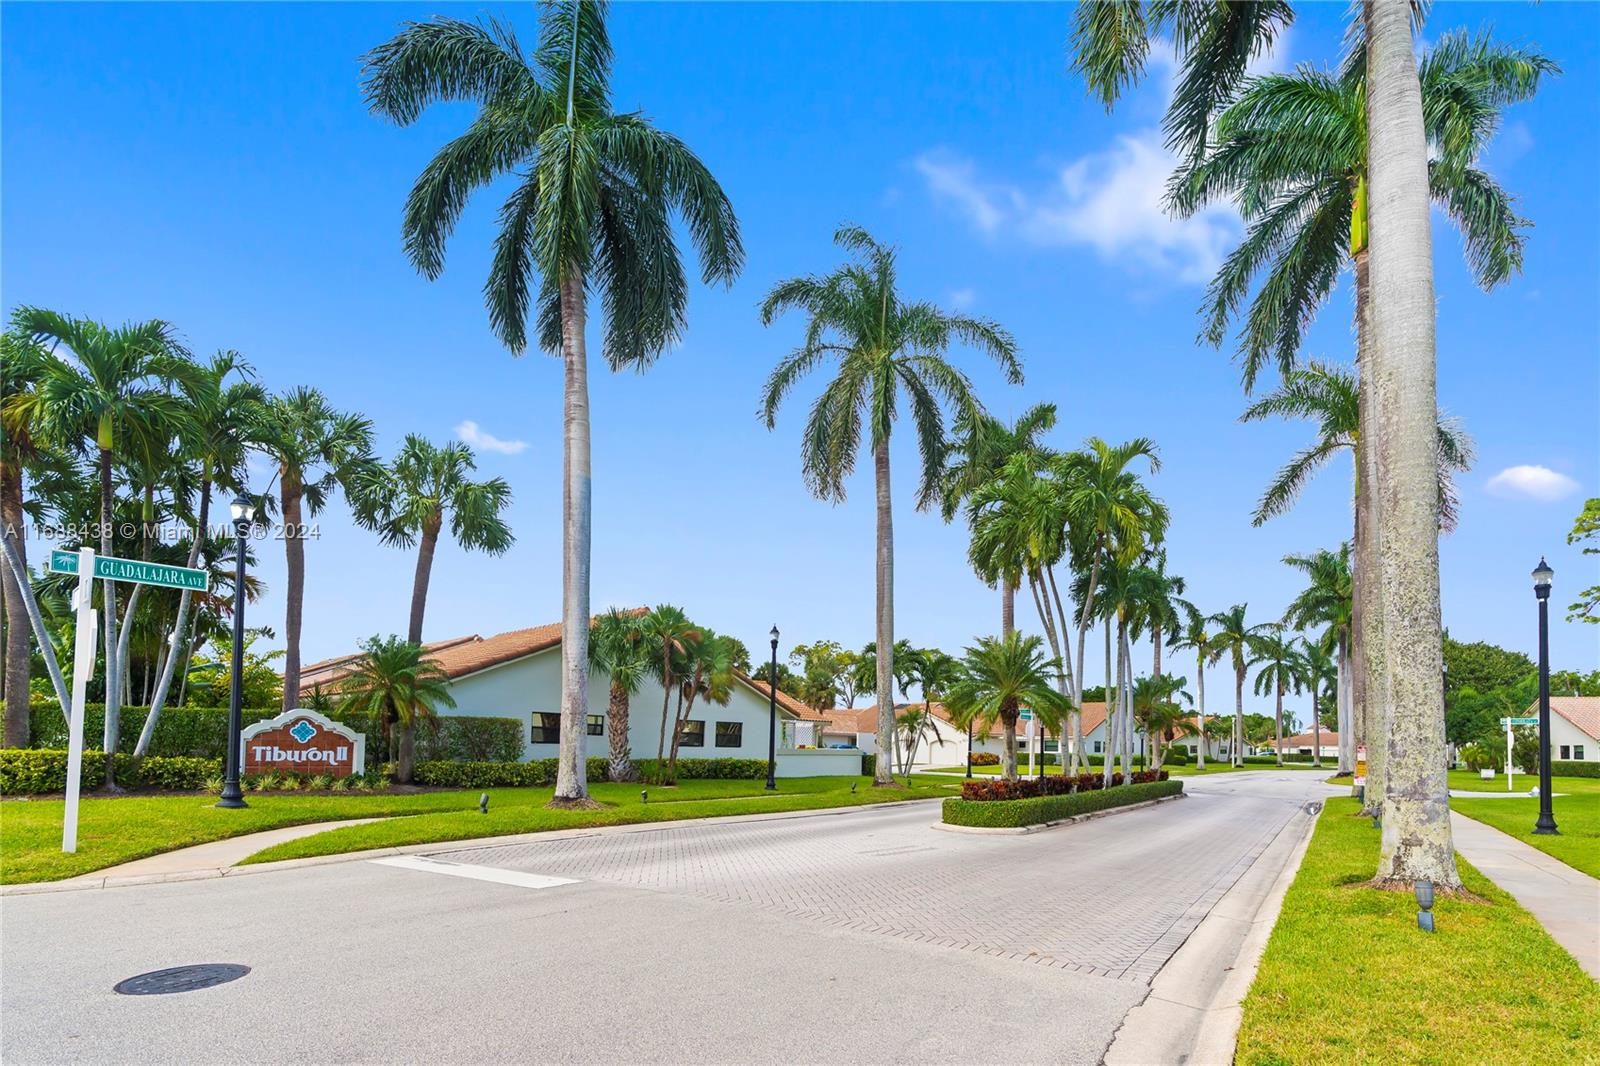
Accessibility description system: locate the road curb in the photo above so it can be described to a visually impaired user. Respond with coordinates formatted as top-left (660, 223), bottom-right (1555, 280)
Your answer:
top-left (1104, 799), bottom-right (1322, 1066)
top-left (930, 793), bottom-right (1184, 835)
top-left (0, 795), bottom-right (945, 896)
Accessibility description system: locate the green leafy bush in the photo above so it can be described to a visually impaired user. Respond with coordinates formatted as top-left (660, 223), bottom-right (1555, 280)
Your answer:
top-left (414, 717), bottom-right (524, 763)
top-left (1461, 742), bottom-right (1503, 773)
top-left (943, 779), bottom-right (1183, 829)
top-left (1161, 748), bottom-right (1191, 766)
top-left (1552, 760), bottom-right (1600, 779)
top-left (861, 753), bottom-right (876, 777)
top-left (0, 749), bottom-right (220, 794)
top-left (970, 752), bottom-right (1000, 766)
top-left (413, 757), bottom-right (613, 789)
top-left (960, 769), bottom-right (1166, 801)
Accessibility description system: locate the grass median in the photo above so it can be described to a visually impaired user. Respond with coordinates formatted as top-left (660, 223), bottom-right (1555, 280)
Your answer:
top-left (1, 775), bottom-right (959, 885)
top-left (1451, 773), bottom-right (1599, 878)
top-left (1235, 796), bottom-right (1600, 1065)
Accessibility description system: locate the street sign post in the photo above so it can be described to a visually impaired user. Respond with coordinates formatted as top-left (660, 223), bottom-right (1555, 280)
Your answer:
top-left (1499, 716), bottom-right (1536, 792)
top-left (1022, 710), bottom-right (1034, 776)
top-left (48, 548), bottom-right (208, 591)
top-left (51, 546), bottom-right (207, 852)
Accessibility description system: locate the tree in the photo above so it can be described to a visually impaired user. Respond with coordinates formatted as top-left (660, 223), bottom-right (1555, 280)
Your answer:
top-left (759, 225), bottom-right (1020, 784)
top-left (944, 633), bottom-right (1069, 782)
top-left (1567, 498), bottom-right (1600, 624)
top-left (14, 308), bottom-right (205, 785)
top-left (1132, 673), bottom-right (1193, 766)
top-left (589, 609), bottom-right (649, 783)
top-left (789, 640), bottom-right (862, 709)
top-left (1297, 635), bottom-right (1336, 770)
top-left (1250, 626), bottom-right (1299, 766)
top-left (363, 3), bottom-right (743, 807)
top-left (898, 646), bottom-right (960, 778)
top-left (336, 635), bottom-right (456, 782)
top-left (666, 630), bottom-right (735, 781)
top-left (638, 604), bottom-right (698, 780)
top-left (1209, 604), bottom-right (1271, 767)
top-left (1282, 544), bottom-right (1353, 771)
top-left (251, 387), bottom-right (375, 713)
top-left (355, 436), bottom-right (513, 647)
top-left (1170, 601), bottom-right (1220, 769)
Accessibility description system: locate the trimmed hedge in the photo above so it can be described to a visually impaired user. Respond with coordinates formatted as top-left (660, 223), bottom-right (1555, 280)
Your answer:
top-left (1162, 748), bottom-right (1191, 766)
top-left (943, 778), bottom-right (1183, 829)
top-left (414, 717), bottom-right (525, 764)
top-left (0, 748), bottom-right (220, 794)
top-left (413, 757), bottom-right (610, 788)
top-left (1552, 760), bottom-right (1600, 779)
top-left (861, 753), bottom-right (877, 777)
top-left (961, 769), bottom-right (1167, 801)
top-left (970, 752), bottom-right (1000, 766)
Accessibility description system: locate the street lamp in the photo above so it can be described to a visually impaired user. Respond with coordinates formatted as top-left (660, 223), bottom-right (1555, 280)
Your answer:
top-left (1532, 558), bottom-right (1559, 836)
top-left (766, 625), bottom-right (779, 791)
top-left (217, 491), bottom-right (256, 810)
top-left (965, 721), bottom-right (973, 779)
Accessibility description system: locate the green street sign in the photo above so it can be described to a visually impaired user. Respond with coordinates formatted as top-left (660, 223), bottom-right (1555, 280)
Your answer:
top-left (49, 549), bottom-right (208, 591)
top-left (1019, 709), bottom-right (1033, 720)
top-left (1500, 716), bottom-right (1538, 727)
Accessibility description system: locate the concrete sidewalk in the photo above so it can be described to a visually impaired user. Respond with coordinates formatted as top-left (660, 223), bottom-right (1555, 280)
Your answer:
top-left (1451, 812), bottom-right (1600, 979)
top-left (59, 818), bottom-right (384, 886)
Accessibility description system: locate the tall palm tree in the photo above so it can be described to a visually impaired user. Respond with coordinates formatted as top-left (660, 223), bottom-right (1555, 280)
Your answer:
top-left (1282, 544), bottom-right (1353, 771)
top-left (589, 608), bottom-right (649, 782)
top-left (1297, 636), bottom-right (1337, 769)
top-left (1249, 625), bottom-right (1299, 766)
top-left (363, 2), bottom-right (742, 808)
top-left (252, 387), bottom-right (375, 713)
top-left (945, 632), bottom-right (1069, 782)
top-left (937, 403), bottom-right (1057, 634)
top-left (1132, 673), bottom-right (1193, 767)
top-left (1169, 600), bottom-right (1220, 769)
top-left (759, 225), bottom-right (1021, 785)
top-left (898, 645), bottom-right (960, 779)
top-left (1137, 549), bottom-right (1184, 680)
top-left (1208, 604), bottom-right (1271, 768)
top-left (14, 308), bottom-right (205, 783)
top-left (337, 634), bottom-right (457, 782)
top-left (355, 436), bottom-right (514, 646)
top-left (638, 604), bottom-right (699, 778)
top-left (667, 629), bottom-right (735, 782)
top-left (135, 351), bottom-right (266, 756)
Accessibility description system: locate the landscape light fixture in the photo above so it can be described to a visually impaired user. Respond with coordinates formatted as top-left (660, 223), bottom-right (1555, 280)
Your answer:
top-left (479, 793), bottom-right (489, 815)
top-left (1415, 879), bottom-right (1435, 933)
top-left (1532, 558), bottom-right (1559, 836)
top-left (641, 790), bottom-right (648, 804)
top-left (766, 625), bottom-right (779, 791)
top-left (217, 491), bottom-right (256, 809)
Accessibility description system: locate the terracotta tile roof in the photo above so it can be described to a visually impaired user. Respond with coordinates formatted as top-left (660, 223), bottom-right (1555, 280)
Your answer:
top-left (739, 675), bottom-right (827, 723)
top-left (820, 707), bottom-right (886, 735)
top-left (1543, 696), bottom-right (1600, 741)
top-left (1281, 730), bottom-right (1340, 747)
top-left (916, 701), bottom-right (1108, 739)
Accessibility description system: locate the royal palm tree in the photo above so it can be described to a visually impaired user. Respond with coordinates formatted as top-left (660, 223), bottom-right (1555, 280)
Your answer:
top-left (589, 608), bottom-right (649, 782)
top-left (1282, 544), bottom-right (1353, 771)
top-left (1297, 636), bottom-right (1337, 769)
top-left (363, 2), bottom-right (742, 807)
top-left (356, 436), bottom-right (514, 647)
top-left (1250, 625), bottom-right (1299, 766)
top-left (945, 632), bottom-right (1070, 783)
top-left (14, 308), bottom-right (205, 782)
top-left (1209, 604), bottom-right (1271, 768)
top-left (937, 403), bottom-right (1057, 634)
top-left (1137, 549), bottom-right (1184, 680)
top-left (337, 634), bottom-right (456, 782)
top-left (760, 225), bottom-right (1020, 784)
top-left (252, 387), bottom-right (375, 713)
top-left (1169, 600), bottom-right (1220, 769)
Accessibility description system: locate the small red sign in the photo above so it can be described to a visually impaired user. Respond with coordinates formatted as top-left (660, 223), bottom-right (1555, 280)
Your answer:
top-left (240, 710), bottom-right (364, 777)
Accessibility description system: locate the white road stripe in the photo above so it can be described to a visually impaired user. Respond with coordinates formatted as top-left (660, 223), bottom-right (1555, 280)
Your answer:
top-left (369, 855), bottom-right (580, 890)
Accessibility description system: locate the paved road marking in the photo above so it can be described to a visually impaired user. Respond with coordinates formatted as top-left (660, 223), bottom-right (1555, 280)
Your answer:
top-left (369, 855), bottom-right (580, 890)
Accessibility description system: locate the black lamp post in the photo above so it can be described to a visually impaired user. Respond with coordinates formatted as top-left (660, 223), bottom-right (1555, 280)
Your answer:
top-left (1532, 558), bottom-right (1559, 836)
top-left (217, 491), bottom-right (256, 810)
top-left (965, 722), bottom-right (973, 779)
top-left (766, 624), bottom-right (779, 791)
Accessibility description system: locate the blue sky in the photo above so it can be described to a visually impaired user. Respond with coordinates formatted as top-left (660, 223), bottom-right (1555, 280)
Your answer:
top-left (4, 2), bottom-right (1596, 711)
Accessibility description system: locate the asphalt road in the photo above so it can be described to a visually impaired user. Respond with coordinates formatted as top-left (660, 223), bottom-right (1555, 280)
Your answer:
top-left (1, 770), bottom-right (1334, 1065)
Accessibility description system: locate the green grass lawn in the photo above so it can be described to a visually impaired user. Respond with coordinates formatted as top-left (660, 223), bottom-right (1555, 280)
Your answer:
top-left (0, 775), bottom-right (959, 885)
top-left (1451, 773), bottom-right (1600, 879)
top-left (932, 761), bottom-right (1331, 777)
top-left (1236, 797), bottom-right (1600, 1066)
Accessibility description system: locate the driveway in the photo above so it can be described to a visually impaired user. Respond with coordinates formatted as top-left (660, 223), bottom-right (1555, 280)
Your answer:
top-left (0, 770), bottom-right (1334, 1065)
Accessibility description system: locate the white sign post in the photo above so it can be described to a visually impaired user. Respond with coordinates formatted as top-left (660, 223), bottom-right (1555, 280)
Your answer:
top-left (62, 547), bottom-right (98, 854)
top-left (1500, 716), bottom-right (1537, 794)
top-left (1022, 710), bottom-right (1035, 776)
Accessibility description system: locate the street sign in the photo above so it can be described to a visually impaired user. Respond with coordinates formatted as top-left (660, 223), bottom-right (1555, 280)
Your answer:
top-left (49, 548), bottom-right (208, 591)
top-left (1499, 716), bottom-right (1538, 727)
top-left (1019, 709), bottom-right (1033, 721)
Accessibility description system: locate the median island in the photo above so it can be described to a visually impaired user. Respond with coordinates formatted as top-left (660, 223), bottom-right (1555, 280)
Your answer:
top-left (941, 770), bottom-right (1182, 830)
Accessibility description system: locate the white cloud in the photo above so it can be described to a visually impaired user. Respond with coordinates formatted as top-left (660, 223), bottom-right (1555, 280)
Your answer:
top-left (1486, 465), bottom-right (1579, 502)
top-left (456, 420), bottom-right (528, 456)
top-left (913, 153), bottom-right (1015, 235)
top-left (949, 287), bottom-right (977, 310)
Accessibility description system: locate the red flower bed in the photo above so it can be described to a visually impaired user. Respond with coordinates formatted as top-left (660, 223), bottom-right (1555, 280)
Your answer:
top-left (960, 769), bottom-right (1167, 802)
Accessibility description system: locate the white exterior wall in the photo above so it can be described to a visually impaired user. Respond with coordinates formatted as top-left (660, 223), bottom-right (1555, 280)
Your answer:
top-left (1550, 716), bottom-right (1597, 762)
top-left (440, 647), bottom-right (858, 774)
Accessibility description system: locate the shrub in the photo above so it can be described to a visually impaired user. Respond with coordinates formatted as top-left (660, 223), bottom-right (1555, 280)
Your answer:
top-left (970, 752), bottom-right (1000, 766)
top-left (0, 749), bottom-right (221, 794)
top-left (959, 769), bottom-right (1166, 801)
top-left (944, 779), bottom-right (1183, 829)
top-left (26, 701), bottom-right (382, 763)
top-left (1161, 748), bottom-right (1190, 766)
top-left (1461, 742), bottom-right (1503, 773)
top-left (414, 716), bottom-right (525, 763)
top-left (412, 757), bottom-right (612, 789)
top-left (861, 753), bottom-right (876, 777)
top-left (1552, 760), bottom-right (1600, 779)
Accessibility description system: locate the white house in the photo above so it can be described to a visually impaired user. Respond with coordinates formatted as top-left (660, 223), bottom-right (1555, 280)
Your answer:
top-left (1279, 730), bottom-right (1340, 759)
top-left (1535, 696), bottom-right (1600, 764)
top-left (300, 618), bottom-right (861, 777)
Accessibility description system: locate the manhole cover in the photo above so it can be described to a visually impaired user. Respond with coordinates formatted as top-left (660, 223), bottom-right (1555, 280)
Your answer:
top-left (114, 964), bottom-right (249, 996)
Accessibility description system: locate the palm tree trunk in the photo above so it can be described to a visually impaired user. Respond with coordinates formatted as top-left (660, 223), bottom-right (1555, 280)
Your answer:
top-left (1071, 552), bottom-right (1102, 774)
top-left (1044, 565), bottom-right (1080, 773)
top-left (1274, 681), bottom-right (1284, 766)
top-left (1365, 0), bottom-right (1459, 888)
top-left (397, 712), bottom-right (415, 782)
top-left (1312, 683), bottom-right (1322, 769)
top-left (1234, 667), bottom-right (1245, 767)
top-left (1001, 713), bottom-right (1018, 781)
top-left (1151, 622), bottom-right (1162, 680)
top-left (280, 470), bottom-right (306, 714)
top-left (872, 438), bottom-right (896, 787)
top-left (608, 683), bottom-right (636, 782)
top-left (98, 444), bottom-right (120, 787)
top-left (1001, 579), bottom-right (1015, 638)
top-left (1, 465), bottom-right (31, 747)
top-left (135, 477), bottom-right (212, 757)
top-left (1101, 615), bottom-right (1114, 784)
top-left (551, 268), bottom-right (596, 807)
top-left (395, 515), bottom-right (442, 786)
top-left (1337, 628), bottom-right (1353, 773)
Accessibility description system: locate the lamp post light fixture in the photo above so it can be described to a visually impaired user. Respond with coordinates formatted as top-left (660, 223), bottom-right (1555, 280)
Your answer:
top-left (965, 722), bottom-right (973, 779)
top-left (766, 624), bottom-right (779, 791)
top-left (216, 491), bottom-right (256, 810)
top-left (1415, 878), bottom-right (1436, 933)
top-left (1532, 558), bottom-right (1559, 836)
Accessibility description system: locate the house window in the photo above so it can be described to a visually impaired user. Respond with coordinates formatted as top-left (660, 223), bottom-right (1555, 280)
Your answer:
top-left (587, 715), bottom-right (605, 736)
top-left (1093, 741), bottom-right (1103, 754)
top-left (531, 713), bottom-right (560, 745)
top-left (715, 722), bottom-right (743, 748)
top-left (1559, 745), bottom-right (1571, 760)
top-left (679, 720), bottom-right (705, 748)
top-left (1575, 745), bottom-right (1586, 760)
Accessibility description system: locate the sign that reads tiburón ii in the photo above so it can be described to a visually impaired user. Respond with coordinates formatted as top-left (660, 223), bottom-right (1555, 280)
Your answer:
top-left (240, 709), bottom-right (365, 778)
